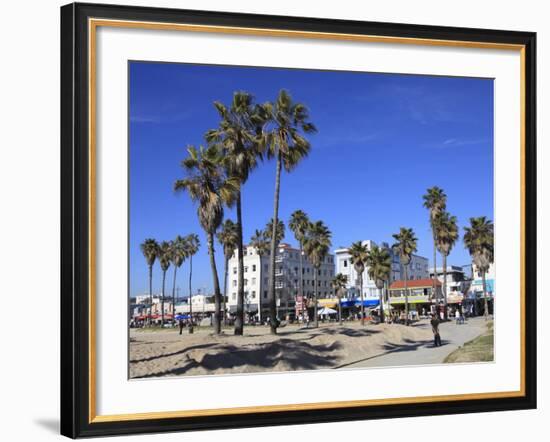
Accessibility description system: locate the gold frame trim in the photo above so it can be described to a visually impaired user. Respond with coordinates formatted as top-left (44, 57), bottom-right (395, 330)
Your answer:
top-left (88, 18), bottom-right (527, 424)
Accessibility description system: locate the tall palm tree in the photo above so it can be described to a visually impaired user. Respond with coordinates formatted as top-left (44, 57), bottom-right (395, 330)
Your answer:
top-left (140, 238), bottom-right (159, 326)
top-left (392, 228), bottom-right (418, 325)
top-left (264, 218), bottom-right (285, 327)
top-left (206, 91), bottom-right (267, 336)
top-left (217, 219), bottom-right (238, 325)
top-left (265, 218), bottom-right (285, 246)
top-left (348, 241), bottom-right (370, 326)
top-left (174, 145), bottom-right (239, 334)
top-left (250, 229), bottom-right (270, 257)
top-left (262, 90), bottom-right (317, 334)
top-left (331, 273), bottom-right (348, 325)
top-left (170, 235), bottom-right (188, 324)
top-left (184, 233), bottom-right (200, 333)
top-left (366, 245), bottom-right (391, 324)
top-left (156, 241), bottom-right (172, 327)
top-left (303, 221), bottom-right (332, 328)
top-left (435, 211), bottom-right (459, 319)
top-left (289, 210), bottom-right (310, 319)
top-left (423, 187), bottom-right (447, 306)
top-left (464, 216), bottom-right (494, 320)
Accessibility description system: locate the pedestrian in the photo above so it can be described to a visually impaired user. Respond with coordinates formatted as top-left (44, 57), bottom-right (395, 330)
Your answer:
top-left (430, 314), bottom-right (442, 347)
top-left (455, 309), bottom-right (461, 325)
top-left (178, 318), bottom-right (184, 335)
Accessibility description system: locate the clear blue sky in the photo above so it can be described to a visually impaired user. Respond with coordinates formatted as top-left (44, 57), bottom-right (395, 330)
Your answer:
top-left (129, 61), bottom-right (493, 298)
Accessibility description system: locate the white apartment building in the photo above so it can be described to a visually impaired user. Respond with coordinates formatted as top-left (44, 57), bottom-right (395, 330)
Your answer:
top-left (335, 240), bottom-right (429, 303)
top-left (225, 243), bottom-right (335, 320)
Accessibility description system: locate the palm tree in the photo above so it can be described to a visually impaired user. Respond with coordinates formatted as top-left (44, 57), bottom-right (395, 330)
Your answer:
top-left (262, 90), bottom-right (316, 334)
top-left (265, 218), bottom-right (285, 327)
top-left (265, 218), bottom-right (285, 246)
top-left (206, 92), bottom-right (267, 336)
top-left (464, 216), bottom-right (494, 320)
top-left (170, 235), bottom-right (188, 324)
top-left (217, 219), bottom-right (238, 325)
top-left (250, 229), bottom-right (270, 257)
top-left (140, 238), bottom-right (159, 326)
top-left (184, 233), bottom-right (200, 333)
top-left (174, 145), bottom-right (239, 334)
top-left (348, 241), bottom-right (369, 326)
top-left (303, 221), bottom-right (332, 328)
top-left (392, 228), bottom-right (418, 325)
top-left (331, 273), bottom-right (348, 325)
top-left (435, 211), bottom-right (459, 319)
top-left (423, 187), bottom-right (447, 306)
top-left (289, 210), bottom-right (310, 320)
top-left (156, 241), bottom-right (172, 327)
top-left (366, 245), bottom-right (391, 324)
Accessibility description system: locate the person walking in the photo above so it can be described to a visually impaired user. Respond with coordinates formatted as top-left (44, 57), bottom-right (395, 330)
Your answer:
top-left (430, 313), bottom-right (442, 347)
top-left (455, 309), bottom-right (461, 325)
top-left (178, 318), bottom-right (184, 335)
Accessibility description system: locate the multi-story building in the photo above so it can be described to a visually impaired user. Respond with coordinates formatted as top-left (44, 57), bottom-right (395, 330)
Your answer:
top-left (470, 262), bottom-right (495, 296)
top-left (335, 240), bottom-right (429, 306)
top-left (429, 266), bottom-right (469, 294)
top-left (225, 243), bottom-right (335, 321)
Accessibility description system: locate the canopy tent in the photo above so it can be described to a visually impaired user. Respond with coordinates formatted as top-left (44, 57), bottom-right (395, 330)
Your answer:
top-left (339, 299), bottom-right (379, 308)
top-left (175, 314), bottom-right (191, 320)
top-left (318, 307), bottom-right (337, 315)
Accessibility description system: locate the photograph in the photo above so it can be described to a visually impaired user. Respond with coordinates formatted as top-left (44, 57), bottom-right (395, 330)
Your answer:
top-left (128, 61), bottom-right (495, 379)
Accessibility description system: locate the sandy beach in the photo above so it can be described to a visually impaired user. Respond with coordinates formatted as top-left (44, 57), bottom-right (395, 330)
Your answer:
top-left (129, 317), bottom-right (490, 378)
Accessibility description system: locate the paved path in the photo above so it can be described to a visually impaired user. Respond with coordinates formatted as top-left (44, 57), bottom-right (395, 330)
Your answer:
top-left (337, 317), bottom-right (489, 369)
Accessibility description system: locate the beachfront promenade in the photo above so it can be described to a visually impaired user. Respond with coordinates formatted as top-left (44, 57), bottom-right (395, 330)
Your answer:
top-left (129, 317), bottom-right (491, 378)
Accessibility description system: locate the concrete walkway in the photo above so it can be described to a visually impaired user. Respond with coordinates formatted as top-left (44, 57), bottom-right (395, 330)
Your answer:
top-left (336, 316), bottom-right (490, 369)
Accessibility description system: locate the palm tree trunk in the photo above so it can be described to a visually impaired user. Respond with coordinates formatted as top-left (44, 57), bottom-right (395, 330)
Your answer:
top-left (299, 243), bottom-right (304, 320)
top-left (379, 284), bottom-right (385, 324)
top-left (207, 232), bottom-right (222, 334)
top-left (360, 273), bottom-right (365, 326)
top-left (338, 293), bottom-right (343, 325)
top-left (442, 253), bottom-right (448, 320)
top-left (188, 255), bottom-right (194, 334)
top-left (404, 265), bottom-right (409, 325)
top-left (223, 257), bottom-right (229, 326)
top-left (234, 192), bottom-right (245, 336)
top-left (161, 270), bottom-right (166, 326)
top-left (148, 264), bottom-right (153, 326)
top-left (313, 269), bottom-right (319, 328)
top-left (172, 265), bottom-right (178, 325)
top-left (432, 233), bottom-right (437, 308)
top-left (482, 270), bottom-right (489, 320)
top-left (268, 153), bottom-right (282, 335)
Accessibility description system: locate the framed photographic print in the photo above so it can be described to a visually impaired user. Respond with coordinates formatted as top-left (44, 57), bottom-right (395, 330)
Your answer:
top-left (60, 2), bottom-right (537, 438)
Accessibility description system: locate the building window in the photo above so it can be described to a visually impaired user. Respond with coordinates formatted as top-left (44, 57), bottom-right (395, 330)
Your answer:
top-left (263, 291), bottom-right (268, 299)
top-left (232, 293), bottom-right (236, 300)
top-left (232, 267), bottom-right (237, 274)
top-left (343, 260), bottom-right (348, 267)
top-left (252, 291), bottom-right (256, 299)
top-left (252, 264), bottom-right (256, 272)
top-left (252, 277), bottom-right (256, 285)
top-left (244, 279), bottom-right (248, 286)
top-left (244, 266), bottom-right (248, 273)
top-left (244, 249), bottom-right (248, 256)
top-left (232, 280), bottom-right (237, 287)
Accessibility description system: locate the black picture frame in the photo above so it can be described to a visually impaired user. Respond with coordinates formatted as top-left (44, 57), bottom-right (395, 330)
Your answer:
top-left (61, 2), bottom-right (537, 438)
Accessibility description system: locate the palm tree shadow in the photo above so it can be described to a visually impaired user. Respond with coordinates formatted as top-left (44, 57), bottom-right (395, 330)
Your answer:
top-left (130, 343), bottom-right (218, 363)
top-left (334, 338), bottom-right (449, 369)
top-left (134, 339), bottom-right (343, 378)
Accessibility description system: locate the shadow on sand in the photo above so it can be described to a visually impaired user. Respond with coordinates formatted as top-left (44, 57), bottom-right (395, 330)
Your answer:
top-left (134, 339), bottom-right (343, 378)
top-left (333, 338), bottom-right (449, 369)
